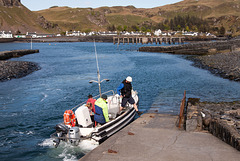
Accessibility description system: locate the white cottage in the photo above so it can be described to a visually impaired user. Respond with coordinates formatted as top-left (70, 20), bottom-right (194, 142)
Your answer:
top-left (0, 31), bottom-right (13, 38)
top-left (154, 29), bottom-right (162, 36)
top-left (26, 32), bottom-right (37, 38)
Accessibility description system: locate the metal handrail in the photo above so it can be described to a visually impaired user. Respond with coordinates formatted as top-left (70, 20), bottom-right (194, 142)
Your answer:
top-left (178, 90), bottom-right (186, 128)
top-left (71, 90), bottom-right (116, 111)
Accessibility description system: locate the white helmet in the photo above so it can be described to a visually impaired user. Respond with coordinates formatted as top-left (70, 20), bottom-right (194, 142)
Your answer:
top-left (126, 76), bottom-right (132, 82)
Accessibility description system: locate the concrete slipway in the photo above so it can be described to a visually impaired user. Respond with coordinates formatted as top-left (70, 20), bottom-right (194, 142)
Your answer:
top-left (80, 114), bottom-right (240, 161)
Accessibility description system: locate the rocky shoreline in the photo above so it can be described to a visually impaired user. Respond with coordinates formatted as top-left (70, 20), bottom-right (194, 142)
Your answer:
top-left (189, 51), bottom-right (240, 81)
top-left (0, 61), bottom-right (40, 82)
top-left (139, 38), bottom-right (240, 82)
top-left (0, 49), bottom-right (40, 82)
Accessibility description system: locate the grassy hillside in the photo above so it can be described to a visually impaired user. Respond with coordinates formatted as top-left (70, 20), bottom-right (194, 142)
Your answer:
top-left (0, 5), bottom-right (60, 34)
top-left (2, 0), bottom-right (240, 35)
top-left (34, 0), bottom-right (240, 35)
top-left (155, 0), bottom-right (240, 35)
top-left (36, 6), bottom-right (153, 32)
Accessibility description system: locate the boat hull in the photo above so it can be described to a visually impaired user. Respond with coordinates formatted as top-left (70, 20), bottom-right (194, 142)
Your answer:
top-left (51, 90), bottom-right (138, 147)
top-left (92, 107), bottom-right (136, 143)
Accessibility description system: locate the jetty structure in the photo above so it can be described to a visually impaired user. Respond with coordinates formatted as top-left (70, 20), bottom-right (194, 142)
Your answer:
top-left (113, 36), bottom-right (184, 45)
top-left (0, 49), bottom-right (39, 60)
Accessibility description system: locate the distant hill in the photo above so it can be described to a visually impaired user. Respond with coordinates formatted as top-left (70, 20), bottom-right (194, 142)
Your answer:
top-left (1, 0), bottom-right (240, 36)
top-left (36, 6), bottom-right (152, 33)
top-left (0, 0), bottom-right (60, 34)
top-left (35, 0), bottom-right (240, 36)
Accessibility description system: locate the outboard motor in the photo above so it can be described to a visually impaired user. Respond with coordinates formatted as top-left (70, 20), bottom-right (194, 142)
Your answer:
top-left (53, 123), bottom-right (69, 148)
top-left (55, 123), bottom-right (69, 135)
top-left (68, 127), bottom-right (80, 146)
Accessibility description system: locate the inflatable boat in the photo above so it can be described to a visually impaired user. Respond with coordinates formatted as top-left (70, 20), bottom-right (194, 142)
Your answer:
top-left (51, 90), bottom-right (138, 148)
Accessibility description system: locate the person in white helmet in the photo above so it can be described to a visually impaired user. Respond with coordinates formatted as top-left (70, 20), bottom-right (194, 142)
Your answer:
top-left (117, 76), bottom-right (142, 115)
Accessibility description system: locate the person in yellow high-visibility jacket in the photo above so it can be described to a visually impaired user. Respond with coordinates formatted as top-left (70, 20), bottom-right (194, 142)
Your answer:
top-left (94, 94), bottom-right (109, 125)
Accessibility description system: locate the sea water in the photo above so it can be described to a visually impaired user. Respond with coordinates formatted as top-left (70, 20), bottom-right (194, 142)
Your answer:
top-left (0, 42), bottom-right (240, 160)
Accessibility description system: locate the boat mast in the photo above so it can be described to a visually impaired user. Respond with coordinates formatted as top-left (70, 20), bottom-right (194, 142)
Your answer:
top-left (94, 40), bottom-right (102, 97)
top-left (89, 40), bottom-right (109, 97)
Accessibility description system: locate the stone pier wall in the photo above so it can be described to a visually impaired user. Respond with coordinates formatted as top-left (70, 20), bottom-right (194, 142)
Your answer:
top-left (0, 49), bottom-right (39, 60)
top-left (139, 39), bottom-right (240, 55)
top-left (185, 99), bottom-right (240, 151)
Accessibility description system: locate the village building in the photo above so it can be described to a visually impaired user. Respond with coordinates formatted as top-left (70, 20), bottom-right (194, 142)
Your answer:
top-left (182, 31), bottom-right (198, 36)
top-left (154, 29), bottom-right (162, 36)
top-left (14, 35), bottom-right (26, 38)
top-left (26, 32), bottom-right (37, 38)
top-left (66, 31), bottom-right (81, 36)
top-left (0, 31), bottom-right (13, 38)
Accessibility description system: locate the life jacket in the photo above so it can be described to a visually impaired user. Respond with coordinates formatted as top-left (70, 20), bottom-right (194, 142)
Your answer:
top-left (121, 80), bottom-right (132, 98)
top-left (63, 110), bottom-right (76, 127)
top-left (94, 98), bottom-right (109, 124)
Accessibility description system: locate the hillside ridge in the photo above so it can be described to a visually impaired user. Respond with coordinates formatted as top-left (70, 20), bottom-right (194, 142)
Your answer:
top-left (0, 0), bottom-right (60, 33)
top-left (0, 0), bottom-right (21, 7)
top-left (1, 0), bottom-right (240, 35)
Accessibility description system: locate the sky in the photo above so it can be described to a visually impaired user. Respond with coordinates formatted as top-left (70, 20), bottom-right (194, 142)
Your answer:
top-left (21, 0), bottom-right (182, 11)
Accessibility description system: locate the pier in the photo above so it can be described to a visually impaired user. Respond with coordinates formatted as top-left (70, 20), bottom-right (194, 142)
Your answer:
top-left (0, 49), bottom-right (39, 60)
top-left (80, 113), bottom-right (240, 161)
top-left (113, 36), bottom-right (184, 45)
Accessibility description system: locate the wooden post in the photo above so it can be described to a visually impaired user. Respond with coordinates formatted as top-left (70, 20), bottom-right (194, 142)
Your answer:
top-left (159, 37), bottom-right (162, 44)
top-left (169, 38), bottom-right (171, 44)
top-left (178, 90), bottom-right (186, 128)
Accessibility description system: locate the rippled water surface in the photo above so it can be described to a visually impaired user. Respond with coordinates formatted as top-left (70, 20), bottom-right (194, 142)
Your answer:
top-left (0, 42), bottom-right (240, 160)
